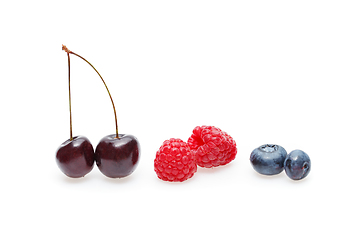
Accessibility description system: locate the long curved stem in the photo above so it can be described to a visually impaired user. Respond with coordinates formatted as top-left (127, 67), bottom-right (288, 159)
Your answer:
top-left (62, 45), bottom-right (119, 138)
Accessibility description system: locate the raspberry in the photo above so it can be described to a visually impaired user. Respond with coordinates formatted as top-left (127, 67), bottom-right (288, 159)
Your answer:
top-left (154, 138), bottom-right (197, 182)
top-left (187, 126), bottom-right (237, 168)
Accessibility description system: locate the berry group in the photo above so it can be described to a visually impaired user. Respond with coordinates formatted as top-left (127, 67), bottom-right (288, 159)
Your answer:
top-left (56, 45), bottom-right (140, 179)
top-left (154, 138), bottom-right (197, 182)
top-left (250, 144), bottom-right (311, 181)
top-left (188, 126), bottom-right (237, 168)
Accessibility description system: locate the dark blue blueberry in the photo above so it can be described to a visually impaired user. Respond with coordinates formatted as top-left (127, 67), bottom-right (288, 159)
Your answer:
top-left (284, 150), bottom-right (311, 180)
top-left (250, 144), bottom-right (287, 175)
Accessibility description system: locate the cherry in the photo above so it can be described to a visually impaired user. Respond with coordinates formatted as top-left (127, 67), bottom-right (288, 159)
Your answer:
top-left (56, 46), bottom-right (95, 178)
top-left (63, 45), bottom-right (141, 178)
top-left (95, 134), bottom-right (140, 178)
top-left (56, 136), bottom-right (94, 178)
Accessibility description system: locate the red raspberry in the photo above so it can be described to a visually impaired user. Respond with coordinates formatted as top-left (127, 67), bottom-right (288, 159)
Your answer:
top-left (187, 126), bottom-right (237, 168)
top-left (154, 138), bottom-right (197, 182)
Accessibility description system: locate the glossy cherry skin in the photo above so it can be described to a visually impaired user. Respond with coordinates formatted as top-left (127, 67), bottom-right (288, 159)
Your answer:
top-left (56, 136), bottom-right (95, 178)
top-left (95, 134), bottom-right (140, 178)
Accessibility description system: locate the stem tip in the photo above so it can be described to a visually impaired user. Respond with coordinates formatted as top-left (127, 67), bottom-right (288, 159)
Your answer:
top-left (62, 44), bottom-right (70, 53)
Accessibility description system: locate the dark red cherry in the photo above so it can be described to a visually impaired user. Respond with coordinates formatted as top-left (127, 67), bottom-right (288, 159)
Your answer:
top-left (95, 134), bottom-right (140, 178)
top-left (56, 136), bottom-right (95, 178)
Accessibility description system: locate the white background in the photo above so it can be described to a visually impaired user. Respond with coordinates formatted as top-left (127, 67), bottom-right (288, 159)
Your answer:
top-left (1, 0), bottom-right (359, 239)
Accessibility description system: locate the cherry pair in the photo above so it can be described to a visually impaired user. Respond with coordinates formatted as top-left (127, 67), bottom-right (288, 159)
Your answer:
top-left (56, 46), bottom-right (140, 179)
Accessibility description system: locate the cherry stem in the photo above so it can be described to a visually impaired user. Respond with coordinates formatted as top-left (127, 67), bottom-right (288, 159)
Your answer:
top-left (67, 51), bottom-right (73, 141)
top-left (62, 45), bottom-right (119, 139)
top-left (62, 45), bottom-right (73, 140)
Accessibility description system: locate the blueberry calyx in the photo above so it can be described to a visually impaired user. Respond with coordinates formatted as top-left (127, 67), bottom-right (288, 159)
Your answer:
top-left (260, 144), bottom-right (278, 153)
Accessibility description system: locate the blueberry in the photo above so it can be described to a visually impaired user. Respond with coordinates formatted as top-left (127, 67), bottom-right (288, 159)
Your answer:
top-left (284, 150), bottom-right (311, 180)
top-left (250, 144), bottom-right (287, 175)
